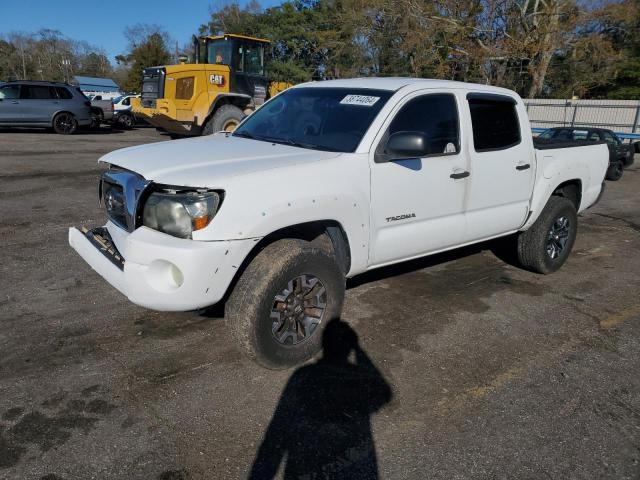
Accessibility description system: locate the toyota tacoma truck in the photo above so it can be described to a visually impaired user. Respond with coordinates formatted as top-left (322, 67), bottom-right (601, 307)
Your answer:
top-left (69, 78), bottom-right (609, 369)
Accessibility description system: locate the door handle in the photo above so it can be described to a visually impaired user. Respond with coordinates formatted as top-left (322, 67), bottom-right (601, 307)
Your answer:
top-left (450, 171), bottom-right (470, 179)
top-left (516, 163), bottom-right (531, 171)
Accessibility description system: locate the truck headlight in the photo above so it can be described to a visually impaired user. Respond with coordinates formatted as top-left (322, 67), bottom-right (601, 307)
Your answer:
top-left (142, 190), bottom-right (221, 239)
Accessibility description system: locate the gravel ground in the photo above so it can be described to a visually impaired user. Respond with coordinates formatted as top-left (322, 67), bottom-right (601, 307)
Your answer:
top-left (0, 127), bottom-right (639, 480)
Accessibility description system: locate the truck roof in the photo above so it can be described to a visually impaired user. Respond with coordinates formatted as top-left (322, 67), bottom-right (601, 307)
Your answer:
top-left (294, 77), bottom-right (519, 96)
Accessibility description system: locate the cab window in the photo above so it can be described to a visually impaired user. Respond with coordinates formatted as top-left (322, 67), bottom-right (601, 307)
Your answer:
top-left (243, 43), bottom-right (264, 75)
top-left (208, 41), bottom-right (232, 65)
top-left (468, 94), bottom-right (521, 151)
top-left (386, 94), bottom-right (460, 155)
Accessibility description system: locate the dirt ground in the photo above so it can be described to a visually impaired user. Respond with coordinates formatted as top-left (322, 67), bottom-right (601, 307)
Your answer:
top-left (1, 127), bottom-right (639, 480)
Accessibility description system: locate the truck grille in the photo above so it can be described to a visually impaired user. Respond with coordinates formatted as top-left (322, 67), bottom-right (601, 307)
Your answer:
top-left (141, 67), bottom-right (166, 108)
top-left (100, 169), bottom-right (151, 232)
top-left (102, 181), bottom-right (127, 229)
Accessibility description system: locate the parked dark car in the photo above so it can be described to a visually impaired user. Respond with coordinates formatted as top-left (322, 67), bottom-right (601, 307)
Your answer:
top-left (538, 127), bottom-right (633, 181)
top-left (0, 80), bottom-right (92, 134)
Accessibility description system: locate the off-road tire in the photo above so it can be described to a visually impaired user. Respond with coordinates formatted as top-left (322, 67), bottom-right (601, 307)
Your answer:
top-left (517, 196), bottom-right (577, 274)
top-left (52, 112), bottom-right (78, 135)
top-left (202, 104), bottom-right (244, 135)
top-left (605, 160), bottom-right (624, 181)
top-left (226, 239), bottom-right (345, 369)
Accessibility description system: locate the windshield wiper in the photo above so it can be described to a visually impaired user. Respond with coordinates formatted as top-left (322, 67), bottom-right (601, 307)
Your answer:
top-left (285, 139), bottom-right (342, 152)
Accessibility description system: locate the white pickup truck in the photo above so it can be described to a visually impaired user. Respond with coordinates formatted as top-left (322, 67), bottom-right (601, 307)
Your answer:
top-left (69, 78), bottom-right (608, 368)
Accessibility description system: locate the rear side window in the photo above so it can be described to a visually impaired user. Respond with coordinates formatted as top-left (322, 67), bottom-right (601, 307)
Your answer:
top-left (55, 87), bottom-right (73, 99)
top-left (468, 95), bottom-right (521, 151)
top-left (388, 94), bottom-right (460, 155)
top-left (175, 77), bottom-right (194, 99)
top-left (22, 85), bottom-right (56, 99)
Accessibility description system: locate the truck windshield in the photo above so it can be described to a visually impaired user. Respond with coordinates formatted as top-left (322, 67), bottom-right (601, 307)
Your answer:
top-left (207, 40), bottom-right (232, 65)
top-left (233, 87), bottom-right (393, 152)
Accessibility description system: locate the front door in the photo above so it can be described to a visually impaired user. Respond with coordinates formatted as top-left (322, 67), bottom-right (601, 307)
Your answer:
top-left (369, 91), bottom-right (469, 267)
top-left (464, 93), bottom-right (535, 241)
top-left (0, 84), bottom-right (23, 123)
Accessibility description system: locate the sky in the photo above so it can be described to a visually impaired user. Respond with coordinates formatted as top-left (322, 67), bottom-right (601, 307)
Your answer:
top-left (0, 0), bottom-right (282, 63)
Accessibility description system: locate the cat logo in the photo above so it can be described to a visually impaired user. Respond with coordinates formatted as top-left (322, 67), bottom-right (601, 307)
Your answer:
top-left (210, 74), bottom-right (225, 86)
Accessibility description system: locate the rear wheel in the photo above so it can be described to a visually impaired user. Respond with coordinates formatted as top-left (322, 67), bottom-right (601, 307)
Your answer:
top-left (202, 104), bottom-right (244, 135)
top-left (53, 112), bottom-right (77, 135)
top-left (606, 160), bottom-right (624, 181)
top-left (516, 196), bottom-right (578, 274)
top-left (226, 239), bottom-right (345, 369)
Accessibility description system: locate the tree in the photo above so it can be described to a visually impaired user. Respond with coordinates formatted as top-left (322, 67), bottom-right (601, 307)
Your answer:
top-left (198, 0), bottom-right (640, 98)
top-left (117, 25), bottom-right (172, 92)
top-left (0, 30), bottom-right (113, 83)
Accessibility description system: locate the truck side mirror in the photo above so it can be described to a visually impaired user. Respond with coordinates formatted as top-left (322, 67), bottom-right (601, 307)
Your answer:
top-left (377, 131), bottom-right (429, 163)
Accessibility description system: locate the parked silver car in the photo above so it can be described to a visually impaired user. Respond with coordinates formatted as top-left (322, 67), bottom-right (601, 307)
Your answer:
top-left (0, 81), bottom-right (92, 134)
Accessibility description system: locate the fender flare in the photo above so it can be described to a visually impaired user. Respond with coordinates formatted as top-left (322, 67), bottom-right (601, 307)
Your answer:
top-left (205, 93), bottom-right (252, 120)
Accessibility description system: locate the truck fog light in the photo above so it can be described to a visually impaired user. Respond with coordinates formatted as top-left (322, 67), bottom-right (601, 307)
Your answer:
top-left (146, 260), bottom-right (184, 292)
top-left (170, 263), bottom-right (184, 287)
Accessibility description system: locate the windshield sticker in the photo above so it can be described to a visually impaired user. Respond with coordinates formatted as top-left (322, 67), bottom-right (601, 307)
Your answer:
top-left (340, 95), bottom-right (380, 107)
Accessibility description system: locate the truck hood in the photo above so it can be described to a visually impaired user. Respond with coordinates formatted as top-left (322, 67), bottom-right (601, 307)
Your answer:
top-left (99, 134), bottom-right (342, 186)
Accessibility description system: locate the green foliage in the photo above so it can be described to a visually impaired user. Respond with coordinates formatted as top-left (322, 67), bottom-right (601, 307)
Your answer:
top-left (0, 29), bottom-right (112, 83)
top-left (119, 31), bottom-right (172, 92)
top-left (202, 0), bottom-right (640, 99)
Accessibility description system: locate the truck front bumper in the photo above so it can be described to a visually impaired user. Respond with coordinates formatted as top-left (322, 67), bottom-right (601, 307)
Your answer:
top-left (69, 222), bottom-right (258, 312)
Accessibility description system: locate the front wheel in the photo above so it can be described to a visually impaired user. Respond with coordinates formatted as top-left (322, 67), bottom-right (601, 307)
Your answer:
top-left (202, 104), bottom-right (244, 135)
top-left (606, 160), bottom-right (624, 181)
top-left (516, 196), bottom-right (578, 274)
top-left (226, 239), bottom-right (345, 369)
top-left (53, 112), bottom-right (78, 134)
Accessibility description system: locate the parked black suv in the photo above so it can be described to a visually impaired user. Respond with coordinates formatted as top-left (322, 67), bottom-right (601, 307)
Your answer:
top-left (0, 81), bottom-right (92, 134)
top-left (538, 127), bottom-right (634, 181)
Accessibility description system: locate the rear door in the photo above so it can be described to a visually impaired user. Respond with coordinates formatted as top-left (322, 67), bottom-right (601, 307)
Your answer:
top-left (0, 84), bottom-right (23, 122)
top-left (464, 93), bottom-right (535, 241)
top-left (21, 85), bottom-right (59, 123)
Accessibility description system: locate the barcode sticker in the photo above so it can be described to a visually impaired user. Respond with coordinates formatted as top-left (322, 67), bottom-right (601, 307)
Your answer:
top-left (340, 95), bottom-right (380, 106)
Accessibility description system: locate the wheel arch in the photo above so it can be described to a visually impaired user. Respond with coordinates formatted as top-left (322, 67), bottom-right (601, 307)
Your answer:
top-left (204, 93), bottom-right (252, 125)
top-left (219, 220), bottom-right (352, 307)
top-left (51, 110), bottom-right (77, 126)
top-left (521, 177), bottom-right (583, 231)
top-left (552, 179), bottom-right (582, 210)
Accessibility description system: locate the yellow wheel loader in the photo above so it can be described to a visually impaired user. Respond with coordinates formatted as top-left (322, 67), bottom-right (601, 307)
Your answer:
top-left (132, 34), bottom-right (291, 137)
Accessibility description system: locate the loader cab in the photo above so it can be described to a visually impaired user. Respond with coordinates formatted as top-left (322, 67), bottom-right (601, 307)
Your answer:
top-left (195, 34), bottom-right (269, 106)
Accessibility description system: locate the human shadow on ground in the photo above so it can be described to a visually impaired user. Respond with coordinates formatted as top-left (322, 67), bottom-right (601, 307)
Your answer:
top-left (249, 319), bottom-right (393, 479)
